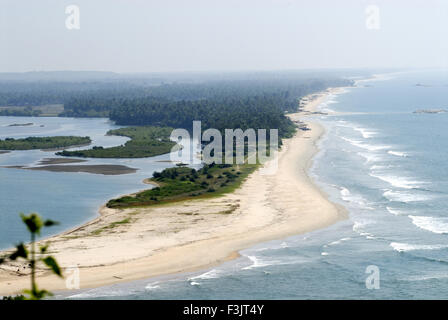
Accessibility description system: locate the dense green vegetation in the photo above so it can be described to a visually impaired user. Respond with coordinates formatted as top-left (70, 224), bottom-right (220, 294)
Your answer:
top-left (0, 75), bottom-right (152, 108)
top-left (56, 126), bottom-right (176, 158)
top-left (107, 162), bottom-right (257, 208)
top-left (62, 77), bottom-right (352, 116)
top-left (0, 105), bottom-right (63, 117)
top-left (0, 136), bottom-right (91, 150)
top-left (0, 71), bottom-right (356, 110)
top-left (0, 106), bottom-right (42, 117)
top-left (109, 95), bottom-right (296, 138)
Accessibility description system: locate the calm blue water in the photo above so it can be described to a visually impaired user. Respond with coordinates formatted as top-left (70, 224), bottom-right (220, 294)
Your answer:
top-left (20, 70), bottom-right (448, 299)
top-left (0, 117), bottom-right (201, 250)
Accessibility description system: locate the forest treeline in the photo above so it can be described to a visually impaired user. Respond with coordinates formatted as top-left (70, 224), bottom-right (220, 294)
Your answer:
top-left (62, 77), bottom-right (352, 136)
top-left (0, 73), bottom-right (353, 138)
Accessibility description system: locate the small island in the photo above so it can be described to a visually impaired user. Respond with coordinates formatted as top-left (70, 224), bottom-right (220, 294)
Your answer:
top-left (8, 123), bottom-right (34, 127)
top-left (56, 126), bottom-right (176, 158)
top-left (0, 136), bottom-right (91, 150)
top-left (4, 164), bottom-right (137, 175)
top-left (37, 158), bottom-right (87, 165)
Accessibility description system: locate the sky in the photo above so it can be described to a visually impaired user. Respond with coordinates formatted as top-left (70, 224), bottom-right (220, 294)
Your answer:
top-left (1, 0), bottom-right (447, 73)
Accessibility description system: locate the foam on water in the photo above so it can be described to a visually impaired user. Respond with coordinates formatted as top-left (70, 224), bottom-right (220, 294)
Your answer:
top-left (255, 241), bottom-right (291, 252)
top-left (403, 273), bottom-right (448, 282)
top-left (386, 207), bottom-right (407, 216)
top-left (339, 187), bottom-right (371, 207)
top-left (358, 152), bottom-right (383, 163)
top-left (383, 190), bottom-right (433, 203)
top-left (241, 253), bottom-right (315, 270)
top-left (145, 282), bottom-right (161, 290)
top-left (369, 173), bottom-right (425, 189)
top-left (408, 216), bottom-right (448, 234)
top-left (353, 127), bottom-right (378, 139)
top-left (340, 137), bottom-right (390, 151)
top-left (352, 220), bottom-right (375, 235)
top-left (390, 242), bottom-right (448, 252)
top-left (242, 255), bottom-right (279, 270)
top-left (388, 150), bottom-right (408, 157)
top-left (188, 269), bottom-right (222, 281)
top-left (67, 287), bottom-right (136, 299)
top-left (328, 237), bottom-right (352, 246)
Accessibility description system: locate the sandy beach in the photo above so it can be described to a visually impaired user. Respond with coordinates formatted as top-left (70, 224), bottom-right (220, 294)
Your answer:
top-left (0, 88), bottom-right (348, 296)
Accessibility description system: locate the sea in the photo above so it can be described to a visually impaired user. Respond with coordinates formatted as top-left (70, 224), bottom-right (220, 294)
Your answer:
top-left (3, 69), bottom-right (448, 299)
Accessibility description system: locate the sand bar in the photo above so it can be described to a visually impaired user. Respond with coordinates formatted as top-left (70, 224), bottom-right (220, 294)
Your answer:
top-left (37, 158), bottom-right (87, 165)
top-left (2, 164), bottom-right (137, 175)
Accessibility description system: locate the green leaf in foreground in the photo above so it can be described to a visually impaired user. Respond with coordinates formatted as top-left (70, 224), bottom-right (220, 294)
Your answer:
top-left (9, 243), bottom-right (28, 260)
top-left (0, 213), bottom-right (64, 300)
top-left (42, 256), bottom-right (62, 277)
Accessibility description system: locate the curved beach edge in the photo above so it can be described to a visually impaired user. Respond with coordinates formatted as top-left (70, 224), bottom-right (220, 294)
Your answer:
top-left (0, 88), bottom-right (349, 296)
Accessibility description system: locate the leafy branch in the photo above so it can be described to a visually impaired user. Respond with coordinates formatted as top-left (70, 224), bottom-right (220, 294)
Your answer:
top-left (0, 213), bottom-right (63, 300)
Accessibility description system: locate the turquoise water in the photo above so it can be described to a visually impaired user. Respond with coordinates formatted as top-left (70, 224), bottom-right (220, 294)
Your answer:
top-left (0, 117), bottom-right (193, 250)
top-left (57, 70), bottom-right (448, 300)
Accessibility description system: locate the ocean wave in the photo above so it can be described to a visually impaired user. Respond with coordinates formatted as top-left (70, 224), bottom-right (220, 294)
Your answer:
top-left (255, 241), bottom-right (290, 252)
top-left (242, 254), bottom-right (313, 270)
top-left (352, 220), bottom-right (374, 234)
top-left (340, 187), bottom-right (351, 197)
top-left (188, 269), bottom-right (222, 281)
top-left (390, 242), bottom-right (448, 252)
top-left (341, 137), bottom-right (390, 151)
top-left (328, 237), bottom-right (352, 246)
top-left (408, 215), bottom-right (448, 234)
top-left (66, 288), bottom-right (137, 299)
top-left (386, 207), bottom-right (407, 216)
top-left (340, 187), bottom-right (362, 204)
top-left (403, 272), bottom-right (448, 281)
top-left (358, 152), bottom-right (383, 163)
top-left (369, 173), bottom-right (425, 189)
top-left (388, 150), bottom-right (408, 157)
top-left (383, 190), bottom-right (433, 203)
top-left (145, 282), bottom-right (161, 290)
top-left (339, 187), bottom-right (372, 208)
top-left (353, 127), bottom-right (378, 139)
top-left (242, 255), bottom-right (279, 270)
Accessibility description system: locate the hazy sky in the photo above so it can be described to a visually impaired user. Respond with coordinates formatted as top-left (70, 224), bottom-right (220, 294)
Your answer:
top-left (1, 0), bottom-right (447, 73)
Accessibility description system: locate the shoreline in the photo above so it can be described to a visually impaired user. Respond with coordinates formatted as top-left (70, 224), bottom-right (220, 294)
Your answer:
top-left (0, 88), bottom-right (348, 296)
